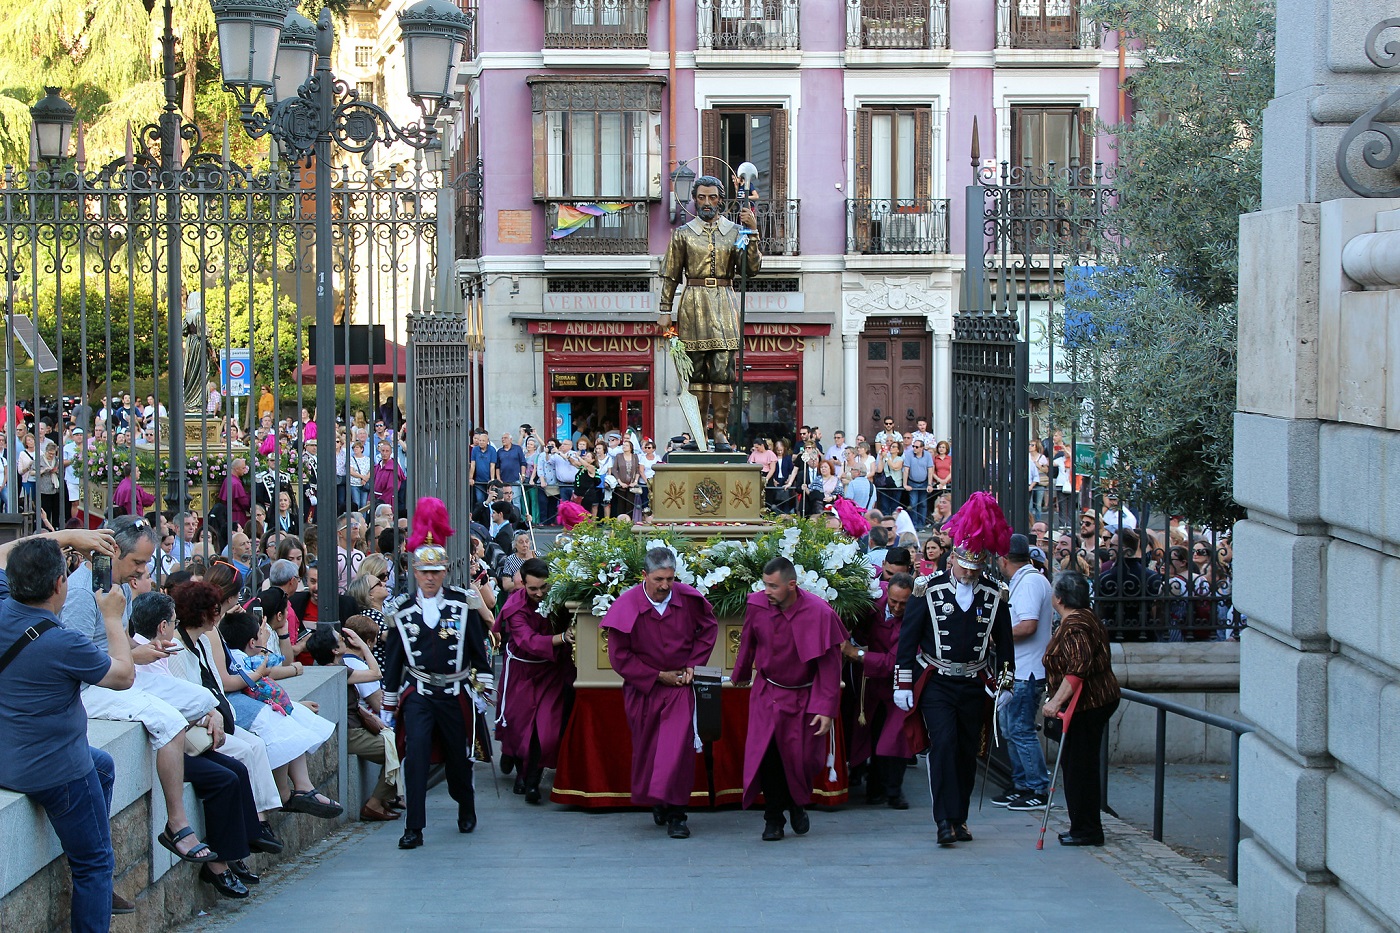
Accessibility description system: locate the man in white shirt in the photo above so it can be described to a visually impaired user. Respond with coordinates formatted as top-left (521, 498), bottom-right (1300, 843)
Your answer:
top-left (992, 535), bottom-right (1054, 811)
top-left (824, 431), bottom-right (848, 464)
top-left (1100, 490), bottom-right (1138, 534)
top-left (62, 428), bottom-right (83, 515)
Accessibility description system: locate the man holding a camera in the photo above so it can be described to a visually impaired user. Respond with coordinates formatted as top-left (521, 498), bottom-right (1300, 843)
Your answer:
top-left (0, 528), bottom-right (136, 928)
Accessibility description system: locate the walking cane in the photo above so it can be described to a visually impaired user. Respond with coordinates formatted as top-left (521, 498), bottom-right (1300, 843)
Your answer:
top-left (1036, 674), bottom-right (1084, 850)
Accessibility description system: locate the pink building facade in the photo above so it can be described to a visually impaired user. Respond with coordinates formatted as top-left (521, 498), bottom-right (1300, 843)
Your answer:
top-left (452, 0), bottom-right (1130, 446)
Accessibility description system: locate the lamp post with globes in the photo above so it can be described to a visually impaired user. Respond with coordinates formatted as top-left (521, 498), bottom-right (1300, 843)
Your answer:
top-left (209, 0), bottom-right (469, 625)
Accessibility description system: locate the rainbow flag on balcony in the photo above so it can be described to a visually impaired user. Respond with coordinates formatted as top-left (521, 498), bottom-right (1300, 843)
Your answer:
top-left (551, 202), bottom-right (629, 239)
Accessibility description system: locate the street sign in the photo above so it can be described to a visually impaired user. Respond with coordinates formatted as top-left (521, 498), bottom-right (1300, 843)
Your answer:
top-left (221, 348), bottom-right (252, 397)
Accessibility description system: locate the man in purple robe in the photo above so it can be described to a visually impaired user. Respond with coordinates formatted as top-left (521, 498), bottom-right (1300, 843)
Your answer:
top-left (497, 558), bottom-right (575, 804)
top-left (601, 547), bottom-right (718, 839)
top-left (844, 572), bottom-right (915, 809)
top-left (731, 556), bottom-right (846, 841)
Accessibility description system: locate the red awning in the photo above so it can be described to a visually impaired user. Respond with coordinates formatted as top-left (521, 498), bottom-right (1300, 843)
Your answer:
top-left (296, 341), bottom-right (410, 384)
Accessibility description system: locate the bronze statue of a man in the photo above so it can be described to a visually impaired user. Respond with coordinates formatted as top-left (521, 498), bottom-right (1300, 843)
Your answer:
top-left (658, 176), bottom-right (762, 449)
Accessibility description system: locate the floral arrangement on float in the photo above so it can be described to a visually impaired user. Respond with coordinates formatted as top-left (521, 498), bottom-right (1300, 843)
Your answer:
top-left (540, 515), bottom-right (879, 626)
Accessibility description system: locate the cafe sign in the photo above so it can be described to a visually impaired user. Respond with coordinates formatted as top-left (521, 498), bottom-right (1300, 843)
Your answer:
top-left (550, 371), bottom-right (651, 391)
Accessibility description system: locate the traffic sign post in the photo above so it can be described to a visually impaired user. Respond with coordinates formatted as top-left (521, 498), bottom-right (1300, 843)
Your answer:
top-left (221, 349), bottom-right (252, 397)
top-left (221, 349), bottom-right (252, 433)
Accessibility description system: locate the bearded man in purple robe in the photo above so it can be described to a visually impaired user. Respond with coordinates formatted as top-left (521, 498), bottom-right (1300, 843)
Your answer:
top-left (731, 556), bottom-right (846, 841)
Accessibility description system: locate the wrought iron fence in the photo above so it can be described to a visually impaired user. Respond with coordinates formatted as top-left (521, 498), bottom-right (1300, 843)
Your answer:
top-left (724, 198), bottom-right (800, 256)
top-left (699, 0), bottom-right (801, 51)
top-left (848, 0), bottom-right (949, 50)
top-left (0, 132), bottom-right (467, 599)
top-left (544, 0), bottom-right (650, 49)
top-left (408, 313), bottom-right (472, 577)
top-left (543, 200), bottom-right (650, 254)
top-left (846, 198), bottom-right (951, 254)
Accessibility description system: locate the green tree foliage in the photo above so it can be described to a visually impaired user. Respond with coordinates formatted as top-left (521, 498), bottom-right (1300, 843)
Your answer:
top-left (0, 0), bottom-right (345, 167)
top-left (201, 277), bottom-right (306, 391)
top-left (14, 273), bottom-right (166, 388)
top-left (1058, 0), bottom-right (1274, 527)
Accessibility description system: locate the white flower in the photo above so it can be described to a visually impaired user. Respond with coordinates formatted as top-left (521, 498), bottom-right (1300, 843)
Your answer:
top-left (751, 581), bottom-right (764, 593)
top-left (868, 579), bottom-right (884, 597)
top-left (591, 593), bottom-right (616, 615)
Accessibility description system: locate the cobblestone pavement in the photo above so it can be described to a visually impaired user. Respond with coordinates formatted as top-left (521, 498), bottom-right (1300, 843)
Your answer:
top-left (1093, 815), bottom-right (1241, 933)
top-left (182, 756), bottom-right (1241, 932)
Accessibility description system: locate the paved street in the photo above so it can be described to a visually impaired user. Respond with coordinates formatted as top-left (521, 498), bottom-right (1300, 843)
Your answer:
top-left (183, 759), bottom-right (1238, 933)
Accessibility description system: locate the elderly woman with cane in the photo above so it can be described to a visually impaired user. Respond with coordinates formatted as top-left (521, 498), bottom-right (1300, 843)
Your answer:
top-left (1041, 571), bottom-right (1120, 847)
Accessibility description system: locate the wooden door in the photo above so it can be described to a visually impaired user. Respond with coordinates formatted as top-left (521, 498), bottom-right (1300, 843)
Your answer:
top-left (858, 317), bottom-right (931, 436)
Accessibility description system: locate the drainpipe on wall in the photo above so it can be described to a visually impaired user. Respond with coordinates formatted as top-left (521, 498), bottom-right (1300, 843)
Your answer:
top-left (668, 0), bottom-right (677, 175)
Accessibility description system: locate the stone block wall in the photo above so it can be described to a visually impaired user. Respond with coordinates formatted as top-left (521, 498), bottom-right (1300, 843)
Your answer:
top-left (0, 667), bottom-right (353, 933)
top-left (1236, 193), bottom-right (1400, 933)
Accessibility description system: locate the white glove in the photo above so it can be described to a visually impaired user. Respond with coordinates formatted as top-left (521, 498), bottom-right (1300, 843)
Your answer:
top-left (996, 690), bottom-right (1012, 713)
top-left (381, 711), bottom-right (395, 729)
top-left (894, 689), bottom-right (915, 712)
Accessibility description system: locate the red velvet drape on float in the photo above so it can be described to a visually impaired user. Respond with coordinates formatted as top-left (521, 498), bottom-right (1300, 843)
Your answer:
top-left (550, 686), bottom-right (849, 808)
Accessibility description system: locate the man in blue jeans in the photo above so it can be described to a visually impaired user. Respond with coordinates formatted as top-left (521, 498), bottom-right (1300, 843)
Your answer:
top-left (0, 530), bottom-right (137, 931)
top-left (902, 439), bottom-right (934, 528)
top-left (991, 535), bottom-right (1055, 811)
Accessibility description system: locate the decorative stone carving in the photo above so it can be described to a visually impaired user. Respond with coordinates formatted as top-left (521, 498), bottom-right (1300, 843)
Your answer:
top-left (841, 275), bottom-right (950, 333)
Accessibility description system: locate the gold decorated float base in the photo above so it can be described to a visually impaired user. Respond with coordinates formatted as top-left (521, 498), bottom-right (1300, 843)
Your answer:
top-left (647, 461), bottom-right (766, 525)
top-left (572, 612), bottom-right (743, 688)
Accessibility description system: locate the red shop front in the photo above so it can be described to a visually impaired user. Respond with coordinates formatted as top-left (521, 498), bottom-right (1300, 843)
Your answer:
top-left (528, 319), bottom-right (829, 446)
top-left (740, 322), bottom-right (827, 445)
top-left (531, 321), bottom-right (659, 443)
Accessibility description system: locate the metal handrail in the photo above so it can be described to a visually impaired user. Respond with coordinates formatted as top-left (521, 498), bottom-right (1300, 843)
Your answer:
top-left (1104, 688), bottom-right (1254, 884)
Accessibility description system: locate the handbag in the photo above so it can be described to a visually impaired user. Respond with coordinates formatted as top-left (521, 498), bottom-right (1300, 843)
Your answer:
top-left (184, 724), bottom-right (214, 756)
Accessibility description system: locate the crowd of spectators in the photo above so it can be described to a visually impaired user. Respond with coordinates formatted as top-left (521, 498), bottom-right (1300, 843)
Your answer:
top-left (0, 513), bottom-right (370, 926)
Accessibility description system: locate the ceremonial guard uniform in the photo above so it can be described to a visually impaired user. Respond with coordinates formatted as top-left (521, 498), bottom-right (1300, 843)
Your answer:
top-left (383, 499), bottom-right (494, 850)
top-left (895, 493), bottom-right (1015, 846)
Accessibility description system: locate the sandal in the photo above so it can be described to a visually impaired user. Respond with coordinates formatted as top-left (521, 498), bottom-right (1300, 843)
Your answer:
top-left (284, 789), bottom-right (344, 819)
top-left (157, 825), bottom-right (219, 864)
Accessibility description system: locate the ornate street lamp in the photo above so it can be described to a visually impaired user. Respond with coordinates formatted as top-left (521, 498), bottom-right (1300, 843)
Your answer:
top-left (30, 87), bottom-right (77, 163)
top-left (210, 0), bottom-right (290, 107)
top-left (211, 0), bottom-right (469, 624)
top-left (398, 0), bottom-right (472, 119)
top-left (669, 163), bottom-right (696, 224)
top-left (272, 10), bottom-right (317, 105)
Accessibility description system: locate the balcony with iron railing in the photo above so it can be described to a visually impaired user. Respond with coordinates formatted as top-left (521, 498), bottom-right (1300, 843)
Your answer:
top-left (724, 198), bottom-right (801, 257)
top-left (544, 0), bottom-right (649, 50)
top-left (459, 0), bottom-right (478, 60)
top-left (544, 200), bottom-right (651, 255)
top-left (846, 198), bottom-right (951, 255)
top-left (845, 0), bottom-right (949, 56)
top-left (696, 0), bottom-right (801, 65)
top-left (995, 0), bottom-right (1100, 62)
top-left (455, 202), bottom-right (481, 260)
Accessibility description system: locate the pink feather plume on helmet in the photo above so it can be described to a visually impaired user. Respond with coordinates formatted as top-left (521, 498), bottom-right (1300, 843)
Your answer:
top-left (407, 496), bottom-right (454, 553)
top-left (832, 498), bottom-right (871, 539)
top-left (941, 491), bottom-right (1012, 569)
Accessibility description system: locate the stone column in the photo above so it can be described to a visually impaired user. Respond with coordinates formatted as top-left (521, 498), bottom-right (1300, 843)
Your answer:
top-left (841, 333), bottom-right (859, 436)
top-left (1236, 9), bottom-right (1400, 932)
top-left (933, 332), bottom-right (952, 443)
